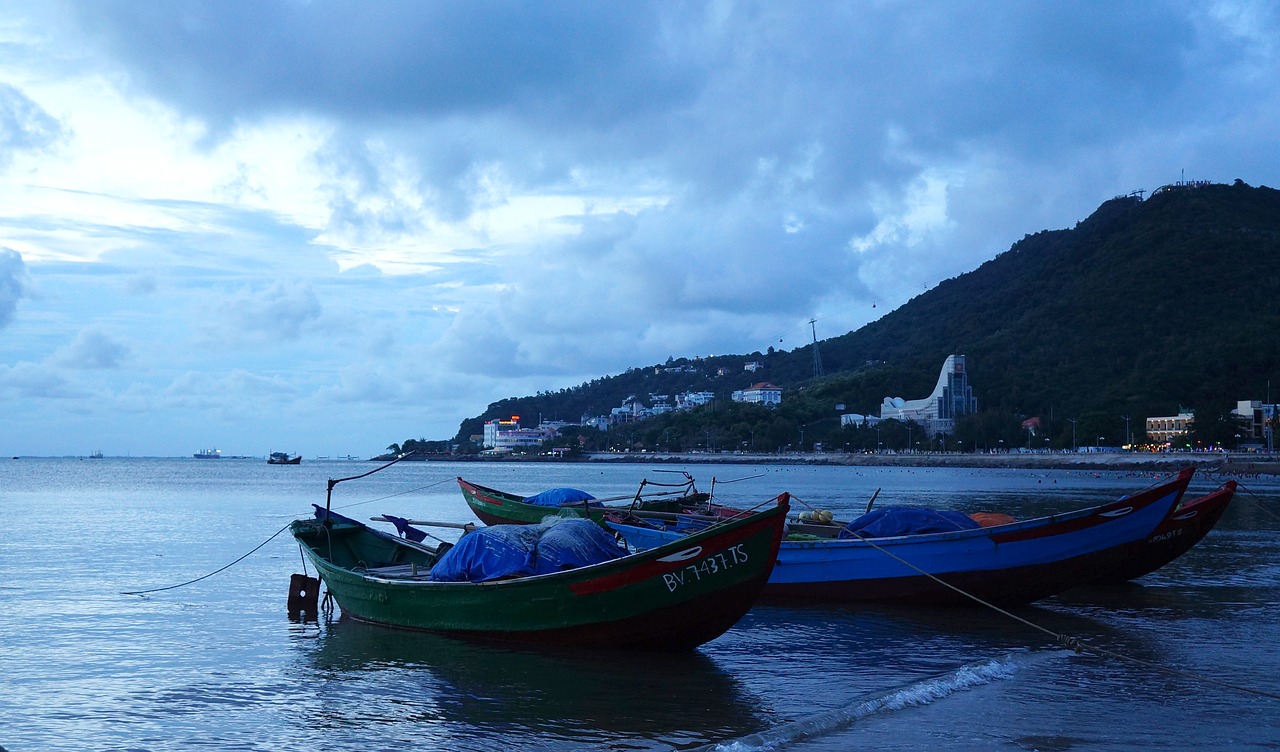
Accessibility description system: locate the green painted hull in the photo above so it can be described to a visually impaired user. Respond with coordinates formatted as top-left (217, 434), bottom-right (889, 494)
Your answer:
top-left (291, 496), bottom-right (788, 650)
top-left (457, 477), bottom-right (706, 527)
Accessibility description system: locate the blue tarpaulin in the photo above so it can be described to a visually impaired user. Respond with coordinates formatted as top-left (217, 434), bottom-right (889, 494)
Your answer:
top-left (429, 525), bottom-right (540, 582)
top-left (530, 519), bottom-right (628, 574)
top-left (430, 518), bottom-right (627, 582)
top-left (522, 487), bottom-right (597, 507)
top-left (838, 506), bottom-right (980, 539)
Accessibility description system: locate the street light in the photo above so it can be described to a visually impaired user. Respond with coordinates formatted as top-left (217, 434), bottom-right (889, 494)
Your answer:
top-left (1097, 435), bottom-right (1104, 449)
top-left (1068, 418), bottom-right (1077, 451)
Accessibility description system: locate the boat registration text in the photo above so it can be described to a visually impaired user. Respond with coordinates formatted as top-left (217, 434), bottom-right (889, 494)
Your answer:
top-left (663, 544), bottom-right (749, 592)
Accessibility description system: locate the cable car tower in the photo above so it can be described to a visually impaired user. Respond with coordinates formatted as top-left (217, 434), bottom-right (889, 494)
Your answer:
top-left (809, 318), bottom-right (824, 378)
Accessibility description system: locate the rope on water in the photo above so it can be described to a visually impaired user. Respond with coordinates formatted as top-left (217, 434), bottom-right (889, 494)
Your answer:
top-left (788, 493), bottom-right (1280, 701)
top-left (123, 459), bottom-right (452, 596)
top-left (121, 522), bottom-right (293, 596)
top-left (1231, 481), bottom-right (1280, 526)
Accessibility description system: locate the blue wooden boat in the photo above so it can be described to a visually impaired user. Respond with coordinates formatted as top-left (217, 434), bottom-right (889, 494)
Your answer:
top-left (603, 468), bottom-right (1195, 607)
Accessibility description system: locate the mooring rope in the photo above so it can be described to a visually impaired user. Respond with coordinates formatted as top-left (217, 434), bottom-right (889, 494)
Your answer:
top-left (785, 492), bottom-right (1280, 701)
top-left (1231, 481), bottom-right (1280, 526)
top-left (121, 521), bottom-right (293, 596)
top-left (122, 462), bottom-right (453, 596)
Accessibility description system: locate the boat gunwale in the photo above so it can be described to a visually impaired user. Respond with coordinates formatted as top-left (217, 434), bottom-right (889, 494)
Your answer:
top-left (294, 497), bottom-right (789, 591)
top-left (606, 468), bottom-right (1192, 550)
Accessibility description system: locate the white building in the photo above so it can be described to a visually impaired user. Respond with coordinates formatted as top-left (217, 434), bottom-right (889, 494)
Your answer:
top-left (676, 391), bottom-right (716, 410)
top-left (731, 382), bottom-right (782, 407)
top-left (1146, 412), bottom-right (1194, 444)
top-left (877, 354), bottom-right (977, 438)
top-left (1233, 400), bottom-right (1280, 446)
top-left (482, 417), bottom-right (554, 450)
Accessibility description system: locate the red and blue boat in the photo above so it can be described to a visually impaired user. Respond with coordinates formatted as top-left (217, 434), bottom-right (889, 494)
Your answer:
top-left (1088, 477), bottom-right (1236, 585)
top-left (604, 468), bottom-right (1197, 607)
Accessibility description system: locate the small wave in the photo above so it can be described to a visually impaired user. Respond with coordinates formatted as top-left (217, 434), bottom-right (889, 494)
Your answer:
top-left (687, 652), bottom-right (1044, 752)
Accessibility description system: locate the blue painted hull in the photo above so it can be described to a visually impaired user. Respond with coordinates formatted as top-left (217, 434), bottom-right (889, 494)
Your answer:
top-left (606, 468), bottom-right (1195, 607)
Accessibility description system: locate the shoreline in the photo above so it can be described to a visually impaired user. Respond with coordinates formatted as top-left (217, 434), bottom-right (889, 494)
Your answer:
top-left (368, 449), bottom-right (1280, 477)
top-left (573, 450), bottom-right (1279, 476)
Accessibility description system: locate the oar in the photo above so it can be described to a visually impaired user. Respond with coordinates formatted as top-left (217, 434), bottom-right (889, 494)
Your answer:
top-left (589, 487), bottom-right (698, 504)
top-left (370, 516), bottom-right (478, 532)
top-left (865, 488), bottom-right (881, 514)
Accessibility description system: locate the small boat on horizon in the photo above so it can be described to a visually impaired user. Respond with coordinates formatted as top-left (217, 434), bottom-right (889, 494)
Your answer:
top-left (268, 452), bottom-right (302, 465)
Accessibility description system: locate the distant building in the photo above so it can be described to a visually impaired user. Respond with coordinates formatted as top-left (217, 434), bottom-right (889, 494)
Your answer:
top-left (1232, 400), bottom-right (1280, 448)
top-left (840, 413), bottom-right (880, 427)
top-left (731, 382), bottom-right (782, 407)
top-left (744, 361), bottom-right (763, 372)
top-left (1146, 412), bottom-right (1194, 444)
top-left (877, 354), bottom-right (977, 438)
top-left (483, 417), bottom-right (553, 450)
top-left (676, 391), bottom-right (716, 410)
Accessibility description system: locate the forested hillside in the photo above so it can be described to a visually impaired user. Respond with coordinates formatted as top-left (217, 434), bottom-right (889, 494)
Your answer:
top-left (439, 180), bottom-right (1280, 453)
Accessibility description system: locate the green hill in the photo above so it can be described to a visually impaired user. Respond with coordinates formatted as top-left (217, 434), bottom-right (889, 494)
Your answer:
top-left (443, 180), bottom-right (1280, 454)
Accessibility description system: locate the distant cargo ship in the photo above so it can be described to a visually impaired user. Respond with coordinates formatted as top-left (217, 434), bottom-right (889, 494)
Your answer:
top-left (268, 451), bottom-right (301, 465)
top-left (194, 449), bottom-right (221, 459)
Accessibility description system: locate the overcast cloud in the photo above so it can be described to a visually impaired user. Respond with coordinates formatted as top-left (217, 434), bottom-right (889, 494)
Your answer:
top-left (1, 1), bottom-right (1277, 457)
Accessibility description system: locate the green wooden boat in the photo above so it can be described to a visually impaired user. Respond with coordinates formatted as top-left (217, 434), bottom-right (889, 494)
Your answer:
top-left (290, 494), bottom-right (789, 650)
top-left (457, 476), bottom-right (711, 527)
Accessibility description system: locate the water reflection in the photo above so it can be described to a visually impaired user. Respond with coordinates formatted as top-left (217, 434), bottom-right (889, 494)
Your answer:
top-left (294, 616), bottom-right (769, 748)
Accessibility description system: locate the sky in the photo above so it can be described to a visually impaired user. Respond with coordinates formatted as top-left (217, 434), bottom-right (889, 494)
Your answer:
top-left (2, 1), bottom-right (1278, 458)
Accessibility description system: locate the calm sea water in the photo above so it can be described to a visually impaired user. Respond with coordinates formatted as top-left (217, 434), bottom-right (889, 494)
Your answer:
top-left (2, 458), bottom-right (1279, 751)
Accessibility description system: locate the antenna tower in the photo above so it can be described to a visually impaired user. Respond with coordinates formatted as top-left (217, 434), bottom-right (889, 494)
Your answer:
top-left (809, 318), bottom-right (824, 378)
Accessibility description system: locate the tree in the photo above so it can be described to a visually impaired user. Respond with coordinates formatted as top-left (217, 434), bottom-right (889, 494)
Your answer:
top-left (1187, 408), bottom-right (1247, 450)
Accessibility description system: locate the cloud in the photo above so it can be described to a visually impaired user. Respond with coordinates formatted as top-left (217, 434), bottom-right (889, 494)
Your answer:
top-left (2, 1), bottom-right (1280, 455)
top-left (0, 361), bottom-right (84, 399)
top-left (0, 84), bottom-right (63, 168)
top-left (0, 248), bottom-right (27, 329)
top-left (160, 369), bottom-right (296, 409)
top-left (206, 280), bottom-right (323, 345)
top-left (53, 329), bottom-right (131, 369)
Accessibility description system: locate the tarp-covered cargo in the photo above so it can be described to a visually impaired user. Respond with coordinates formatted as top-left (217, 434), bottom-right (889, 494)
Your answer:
top-left (838, 506), bottom-right (980, 539)
top-left (430, 518), bottom-right (626, 582)
top-left (522, 487), bottom-right (597, 507)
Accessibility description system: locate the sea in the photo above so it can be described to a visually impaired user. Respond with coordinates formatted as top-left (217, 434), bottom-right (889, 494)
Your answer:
top-left (3, 457), bottom-right (1279, 751)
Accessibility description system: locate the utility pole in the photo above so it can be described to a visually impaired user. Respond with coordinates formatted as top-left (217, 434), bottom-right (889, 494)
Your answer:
top-left (1122, 415), bottom-right (1131, 447)
top-left (809, 318), bottom-right (824, 378)
top-left (1068, 417), bottom-right (1077, 451)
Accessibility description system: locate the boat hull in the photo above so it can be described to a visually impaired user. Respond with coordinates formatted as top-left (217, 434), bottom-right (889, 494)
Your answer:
top-left (1088, 480), bottom-right (1235, 584)
top-left (292, 497), bottom-right (788, 650)
top-left (457, 477), bottom-right (703, 527)
top-left (608, 469), bottom-right (1194, 607)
